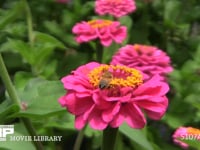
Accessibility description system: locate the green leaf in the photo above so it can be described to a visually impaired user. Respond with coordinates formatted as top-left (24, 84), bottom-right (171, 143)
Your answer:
top-left (119, 16), bottom-right (133, 44)
top-left (103, 43), bottom-right (121, 63)
top-left (32, 46), bottom-right (56, 70)
top-left (43, 113), bottom-right (75, 130)
top-left (13, 78), bottom-right (65, 119)
top-left (6, 34), bottom-right (63, 71)
top-left (119, 16), bottom-right (133, 31)
top-left (43, 21), bottom-right (78, 47)
top-left (5, 22), bottom-right (26, 38)
top-left (14, 71), bottom-right (35, 91)
top-left (0, 1), bottom-right (24, 30)
top-left (194, 44), bottom-right (200, 63)
top-left (64, 34), bottom-right (78, 47)
top-left (163, 114), bottom-right (189, 129)
top-left (0, 100), bottom-right (20, 123)
top-left (185, 94), bottom-right (200, 109)
top-left (41, 60), bottom-right (58, 79)
top-left (180, 138), bottom-right (200, 149)
top-left (194, 103), bottom-right (200, 110)
top-left (119, 124), bottom-right (154, 150)
top-left (43, 21), bottom-right (65, 37)
top-left (6, 39), bottom-right (34, 65)
top-left (81, 1), bottom-right (94, 16)
top-left (164, 0), bottom-right (181, 28)
top-left (0, 52), bottom-right (25, 70)
top-left (34, 31), bottom-right (66, 49)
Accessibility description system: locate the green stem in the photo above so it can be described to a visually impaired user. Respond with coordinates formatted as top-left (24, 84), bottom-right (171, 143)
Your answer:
top-left (0, 54), bottom-right (21, 106)
top-left (101, 127), bottom-right (118, 150)
top-left (73, 126), bottom-right (86, 150)
top-left (0, 54), bottom-right (44, 150)
top-left (96, 42), bottom-right (104, 63)
top-left (21, 118), bottom-right (44, 150)
top-left (23, 0), bottom-right (34, 46)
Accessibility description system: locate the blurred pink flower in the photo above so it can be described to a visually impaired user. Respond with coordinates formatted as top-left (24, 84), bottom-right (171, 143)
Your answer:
top-left (59, 62), bottom-right (169, 130)
top-left (72, 20), bottom-right (127, 47)
top-left (111, 44), bottom-right (173, 80)
top-left (173, 127), bottom-right (189, 149)
top-left (173, 127), bottom-right (200, 149)
top-left (95, 0), bottom-right (136, 18)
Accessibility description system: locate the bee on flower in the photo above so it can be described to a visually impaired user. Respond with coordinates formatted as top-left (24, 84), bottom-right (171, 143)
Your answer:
top-left (99, 71), bottom-right (113, 89)
top-left (59, 62), bottom-right (169, 130)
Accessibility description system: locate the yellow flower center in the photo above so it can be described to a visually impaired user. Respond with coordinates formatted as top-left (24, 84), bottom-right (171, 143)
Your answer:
top-left (88, 65), bottom-right (143, 89)
top-left (187, 127), bottom-right (200, 135)
top-left (87, 20), bottom-right (113, 29)
top-left (133, 44), bottom-right (155, 55)
top-left (133, 44), bottom-right (142, 51)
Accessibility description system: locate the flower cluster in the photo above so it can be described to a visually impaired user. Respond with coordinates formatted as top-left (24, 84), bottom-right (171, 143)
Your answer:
top-left (72, 19), bottom-right (127, 47)
top-left (95, 0), bottom-right (136, 18)
top-left (111, 44), bottom-right (173, 80)
top-left (59, 62), bottom-right (169, 130)
top-left (60, 0), bottom-right (172, 131)
top-left (172, 127), bottom-right (200, 149)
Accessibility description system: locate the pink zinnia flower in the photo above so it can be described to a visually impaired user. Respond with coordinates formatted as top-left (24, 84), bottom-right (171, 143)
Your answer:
top-left (95, 0), bottom-right (136, 18)
top-left (59, 62), bottom-right (169, 130)
top-left (72, 19), bottom-right (127, 47)
top-left (111, 44), bottom-right (173, 80)
top-left (172, 127), bottom-right (200, 149)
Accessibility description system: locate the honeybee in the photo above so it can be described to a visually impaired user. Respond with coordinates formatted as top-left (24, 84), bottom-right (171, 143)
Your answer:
top-left (99, 71), bottom-right (113, 89)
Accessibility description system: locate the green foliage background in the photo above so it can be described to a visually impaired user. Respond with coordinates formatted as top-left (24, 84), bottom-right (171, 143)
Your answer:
top-left (0, 0), bottom-right (200, 150)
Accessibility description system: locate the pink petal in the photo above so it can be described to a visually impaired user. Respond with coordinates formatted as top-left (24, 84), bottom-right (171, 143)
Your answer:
top-left (61, 75), bottom-right (91, 92)
top-left (93, 90), bottom-right (112, 109)
top-left (142, 97), bottom-right (168, 120)
top-left (75, 115), bottom-right (86, 130)
top-left (83, 105), bottom-right (95, 120)
top-left (100, 38), bottom-right (113, 47)
top-left (74, 61), bottom-right (100, 76)
top-left (88, 109), bottom-right (108, 130)
top-left (123, 104), bottom-right (146, 129)
top-left (119, 87), bottom-right (133, 102)
top-left (63, 92), bottom-right (94, 115)
top-left (110, 103), bottom-right (146, 129)
top-left (134, 75), bottom-right (169, 96)
top-left (112, 27), bottom-right (127, 43)
top-left (102, 102), bottom-right (121, 122)
top-left (58, 95), bottom-right (67, 107)
top-left (110, 111), bottom-right (125, 128)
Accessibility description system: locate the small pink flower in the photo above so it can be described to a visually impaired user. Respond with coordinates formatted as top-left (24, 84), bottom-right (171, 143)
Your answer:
top-left (59, 62), bottom-right (169, 130)
top-left (72, 19), bottom-right (127, 47)
top-left (172, 127), bottom-right (200, 149)
top-left (173, 127), bottom-right (189, 149)
top-left (111, 44), bottom-right (173, 80)
top-left (95, 0), bottom-right (136, 18)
